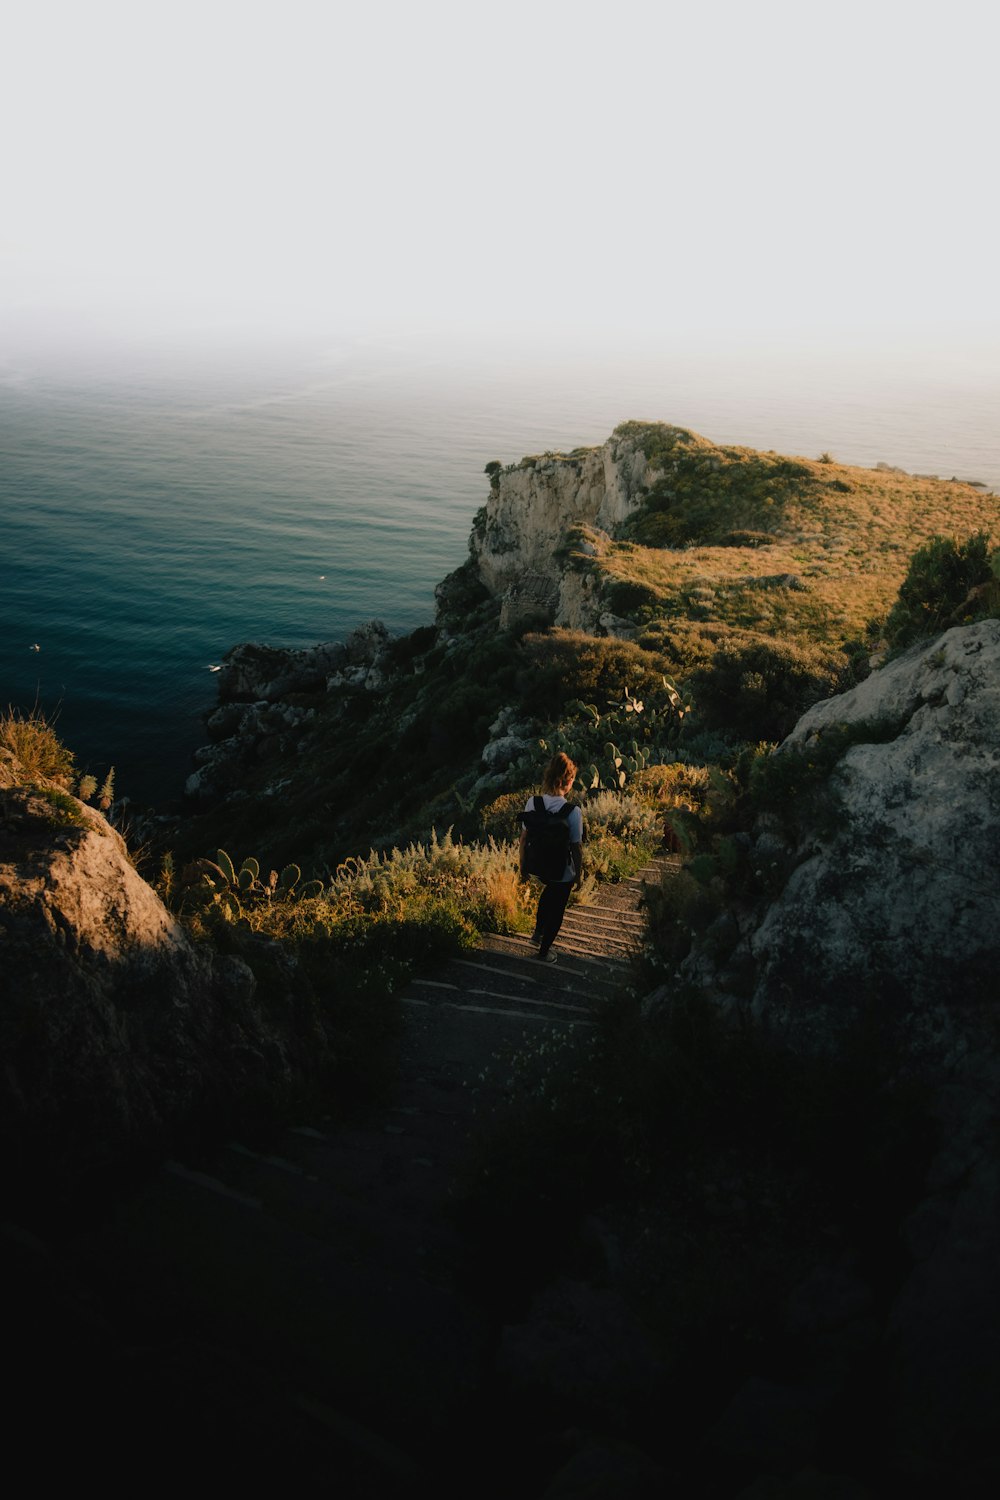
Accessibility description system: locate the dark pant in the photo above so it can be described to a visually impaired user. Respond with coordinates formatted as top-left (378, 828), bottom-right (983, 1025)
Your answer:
top-left (536, 880), bottom-right (572, 954)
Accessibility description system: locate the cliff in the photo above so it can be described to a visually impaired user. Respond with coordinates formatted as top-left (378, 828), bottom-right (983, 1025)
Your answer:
top-left (470, 421), bottom-right (998, 650)
top-left (471, 426), bottom-right (663, 631)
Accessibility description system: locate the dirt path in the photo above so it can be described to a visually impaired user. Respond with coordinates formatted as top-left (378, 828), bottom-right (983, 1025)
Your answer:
top-left (45, 859), bottom-right (672, 1493)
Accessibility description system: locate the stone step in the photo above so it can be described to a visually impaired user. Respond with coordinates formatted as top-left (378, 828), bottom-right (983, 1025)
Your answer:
top-left (477, 935), bottom-right (628, 974)
top-left (410, 978), bottom-right (592, 1016)
top-left (557, 916), bottom-right (640, 950)
top-left (573, 906), bottom-right (645, 930)
top-left (459, 949), bottom-right (626, 992)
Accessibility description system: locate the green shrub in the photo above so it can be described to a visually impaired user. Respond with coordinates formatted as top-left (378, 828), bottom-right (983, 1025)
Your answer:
top-left (323, 829), bottom-right (535, 936)
top-left (882, 531), bottom-right (997, 650)
top-left (713, 530), bottom-right (777, 548)
top-left (687, 636), bottom-right (846, 742)
top-left (30, 786), bottom-right (90, 828)
top-left (480, 788), bottom-right (533, 842)
top-left (385, 624), bottom-right (438, 670)
top-left (621, 443), bottom-right (817, 549)
top-left (641, 868), bottom-right (722, 967)
top-left (602, 579), bottom-right (660, 618)
top-left (518, 631), bottom-right (679, 719)
top-left (461, 976), bottom-right (936, 1371)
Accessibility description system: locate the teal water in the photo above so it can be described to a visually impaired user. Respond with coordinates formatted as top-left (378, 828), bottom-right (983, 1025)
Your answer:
top-left (2, 339), bottom-right (998, 803)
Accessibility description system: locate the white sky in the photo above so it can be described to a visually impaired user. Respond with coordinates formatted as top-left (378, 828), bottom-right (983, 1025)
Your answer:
top-left (2, 0), bottom-right (997, 358)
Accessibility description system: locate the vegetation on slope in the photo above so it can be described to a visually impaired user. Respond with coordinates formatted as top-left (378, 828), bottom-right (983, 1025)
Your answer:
top-left (582, 423), bottom-right (999, 702)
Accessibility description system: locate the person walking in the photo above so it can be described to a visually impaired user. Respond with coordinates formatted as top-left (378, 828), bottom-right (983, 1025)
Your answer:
top-left (519, 751), bottom-right (584, 963)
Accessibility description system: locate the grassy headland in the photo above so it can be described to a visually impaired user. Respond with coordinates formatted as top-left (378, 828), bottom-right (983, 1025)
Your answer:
top-left (163, 424), bottom-right (998, 873)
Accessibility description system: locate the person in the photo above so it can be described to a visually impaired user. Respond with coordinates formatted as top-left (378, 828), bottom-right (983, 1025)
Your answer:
top-left (519, 751), bottom-right (584, 963)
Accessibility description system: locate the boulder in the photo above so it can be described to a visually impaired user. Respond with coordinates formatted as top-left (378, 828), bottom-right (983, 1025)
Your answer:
top-left (731, 620), bottom-right (1000, 1057)
top-left (480, 734), bottom-right (532, 774)
top-left (217, 642), bottom-right (322, 703)
top-left (0, 787), bottom-right (319, 1189)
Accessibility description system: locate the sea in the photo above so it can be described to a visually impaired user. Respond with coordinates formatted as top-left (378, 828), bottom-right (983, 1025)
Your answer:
top-left (2, 333), bottom-right (998, 805)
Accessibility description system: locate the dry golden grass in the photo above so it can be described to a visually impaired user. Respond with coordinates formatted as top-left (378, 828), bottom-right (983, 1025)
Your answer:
top-left (592, 444), bottom-right (999, 647)
top-left (0, 707), bottom-right (76, 789)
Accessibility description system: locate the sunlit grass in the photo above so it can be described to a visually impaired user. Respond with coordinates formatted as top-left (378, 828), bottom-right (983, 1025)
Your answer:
top-left (0, 706), bottom-right (76, 788)
top-left (592, 451), bottom-right (998, 649)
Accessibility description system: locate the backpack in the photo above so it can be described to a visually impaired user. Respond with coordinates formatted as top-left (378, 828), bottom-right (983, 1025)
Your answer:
top-left (521, 796), bottom-right (575, 883)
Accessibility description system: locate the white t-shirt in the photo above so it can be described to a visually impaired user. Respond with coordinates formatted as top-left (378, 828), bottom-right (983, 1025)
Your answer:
top-left (524, 794), bottom-right (584, 883)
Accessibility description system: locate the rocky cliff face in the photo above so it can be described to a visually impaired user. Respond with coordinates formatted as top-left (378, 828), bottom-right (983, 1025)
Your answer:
top-left (471, 426), bottom-right (666, 631)
top-left (0, 785), bottom-right (322, 1190)
top-left (705, 620), bottom-right (1000, 1060)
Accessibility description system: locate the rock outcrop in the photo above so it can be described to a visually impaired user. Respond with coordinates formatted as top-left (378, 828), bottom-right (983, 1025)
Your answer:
top-left (470, 427), bottom-right (670, 630)
top-left (186, 620), bottom-right (394, 803)
top-left (708, 620), bottom-right (1000, 1059)
top-left (0, 786), bottom-right (322, 1189)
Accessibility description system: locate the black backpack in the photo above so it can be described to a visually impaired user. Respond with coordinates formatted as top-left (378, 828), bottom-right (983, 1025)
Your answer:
top-left (521, 796), bottom-right (575, 883)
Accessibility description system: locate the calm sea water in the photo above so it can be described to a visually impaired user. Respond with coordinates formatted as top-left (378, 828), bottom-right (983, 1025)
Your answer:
top-left (2, 337), bottom-right (998, 804)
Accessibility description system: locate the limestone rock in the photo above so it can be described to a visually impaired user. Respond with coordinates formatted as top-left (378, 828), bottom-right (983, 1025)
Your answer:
top-left (480, 735), bottom-right (531, 773)
top-left (471, 429), bottom-right (672, 630)
top-left (734, 620), bottom-right (1000, 1058)
top-left (598, 612), bottom-right (639, 641)
top-left (0, 787), bottom-right (317, 1186)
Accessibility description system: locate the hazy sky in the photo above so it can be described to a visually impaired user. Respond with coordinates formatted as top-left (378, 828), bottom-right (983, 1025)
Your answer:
top-left (3, 0), bottom-right (996, 358)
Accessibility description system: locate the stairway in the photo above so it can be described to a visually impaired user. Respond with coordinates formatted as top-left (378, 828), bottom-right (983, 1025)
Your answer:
top-left (45, 859), bottom-right (672, 1492)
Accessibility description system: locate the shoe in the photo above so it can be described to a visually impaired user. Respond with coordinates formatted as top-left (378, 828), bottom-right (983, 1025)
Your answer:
top-left (530, 929), bottom-right (542, 944)
top-left (537, 949), bottom-right (557, 964)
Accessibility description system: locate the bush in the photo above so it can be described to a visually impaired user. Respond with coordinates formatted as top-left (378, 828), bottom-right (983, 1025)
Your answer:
top-left (621, 444), bottom-right (818, 549)
top-left (882, 531), bottom-right (997, 650)
top-left (518, 630), bottom-right (677, 717)
top-left (602, 579), bottom-right (660, 618)
top-left (480, 789), bottom-right (533, 842)
top-left (687, 636), bottom-right (846, 742)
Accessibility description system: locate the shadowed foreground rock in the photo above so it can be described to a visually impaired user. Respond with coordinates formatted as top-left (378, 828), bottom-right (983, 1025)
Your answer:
top-left (733, 619), bottom-right (1000, 1051)
top-left (0, 787), bottom-right (322, 1192)
top-left (683, 620), bottom-right (1000, 1490)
